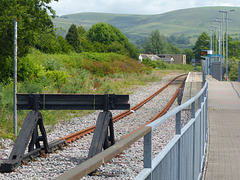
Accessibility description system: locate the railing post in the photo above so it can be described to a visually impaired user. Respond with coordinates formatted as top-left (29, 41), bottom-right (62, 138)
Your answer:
top-left (176, 111), bottom-right (182, 135)
top-left (191, 101), bottom-right (196, 119)
top-left (205, 84), bottom-right (208, 142)
top-left (198, 96), bottom-right (202, 110)
top-left (176, 110), bottom-right (182, 180)
top-left (198, 94), bottom-right (203, 174)
top-left (191, 101), bottom-right (196, 179)
top-left (144, 130), bottom-right (152, 180)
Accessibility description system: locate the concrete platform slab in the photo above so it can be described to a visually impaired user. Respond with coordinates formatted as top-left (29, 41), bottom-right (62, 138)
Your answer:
top-left (205, 80), bottom-right (240, 180)
top-left (181, 72), bottom-right (202, 109)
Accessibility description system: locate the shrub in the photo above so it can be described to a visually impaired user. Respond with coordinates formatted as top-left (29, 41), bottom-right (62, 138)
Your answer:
top-left (142, 58), bottom-right (157, 68)
top-left (44, 70), bottom-right (70, 86)
top-left (35, 33), bottom-right (73, 54)
top-left (44, 59), bottom-right (61, 71)
top-left (18, 80), bottom-right (43, 93)
top-left (229, 63), bottom-right (239, 81)
top-left (0, 83), bottom-right (13, 109)
top-left (0, 56), bottom-right (13, 83)
top-left (142, 59), bottom-right (194, 71)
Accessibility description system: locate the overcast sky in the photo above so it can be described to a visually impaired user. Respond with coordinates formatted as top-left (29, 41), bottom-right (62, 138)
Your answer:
top-left (50, 0), bottom-right (239, 16)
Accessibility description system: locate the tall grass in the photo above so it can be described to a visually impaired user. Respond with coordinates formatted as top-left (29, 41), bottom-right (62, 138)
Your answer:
top-left (0, 49), bottom-right (189, 141)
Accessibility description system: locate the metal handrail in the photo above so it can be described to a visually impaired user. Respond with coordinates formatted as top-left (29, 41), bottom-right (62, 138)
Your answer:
top-left (148, 81), bottom-right (208, 130)
top-left (55, 126), bottom-right (151, 180)
top-left (135, 79), bottom-right (208, 180)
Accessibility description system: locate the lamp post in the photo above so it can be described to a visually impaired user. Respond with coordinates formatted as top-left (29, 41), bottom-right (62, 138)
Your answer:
top-left (211, 25), bottom-right (218, 55)
top-left (208, 29), bottom-right (214, 53)
top-left (215, 19), bottom-right (222, 57)
top-left (13, 18), bottom-right (18, 136)
top-left (219, 9), bottom-right (235, 81)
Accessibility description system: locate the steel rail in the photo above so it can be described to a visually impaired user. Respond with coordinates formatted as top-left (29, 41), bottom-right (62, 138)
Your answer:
top-left (62, 74), bottom-right (187, 143)
top-left (55, 75), bottom-right (187, 179)
top-left (122, 76), bottom-right (186, 139)
top-left (0, 74), bottom-right (187, 173)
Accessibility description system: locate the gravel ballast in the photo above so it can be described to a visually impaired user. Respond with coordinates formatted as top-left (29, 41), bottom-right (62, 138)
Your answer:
top-left (0, 75), bottom-right (190, 180)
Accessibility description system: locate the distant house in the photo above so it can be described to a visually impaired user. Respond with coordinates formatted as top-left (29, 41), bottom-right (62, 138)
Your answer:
top-left (139, 54), bottom-right (174, 64)
top-left (139, 54), bottom-right (161, 62)
top-left (157, 54), bottom-right (186, 64)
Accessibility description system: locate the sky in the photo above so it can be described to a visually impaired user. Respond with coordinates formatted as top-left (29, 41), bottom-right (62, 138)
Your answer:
top-left (50, 0), bottom-right (239, 16)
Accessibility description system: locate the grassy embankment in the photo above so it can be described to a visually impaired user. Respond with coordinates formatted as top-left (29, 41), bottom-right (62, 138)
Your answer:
top-left (0, 49), bottom-right (194, 144)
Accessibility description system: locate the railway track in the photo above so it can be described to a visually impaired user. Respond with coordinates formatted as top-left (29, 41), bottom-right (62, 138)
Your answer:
top-left (62, 74), bottom-right (187, 143)
top-left (55, 74), bottom-right (187, 179)
top-left (0, 74), bottom-right (187, 178)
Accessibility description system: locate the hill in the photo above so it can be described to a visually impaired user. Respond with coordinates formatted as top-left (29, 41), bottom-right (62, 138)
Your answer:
top-left (52, 6), bottom-right (240, 48)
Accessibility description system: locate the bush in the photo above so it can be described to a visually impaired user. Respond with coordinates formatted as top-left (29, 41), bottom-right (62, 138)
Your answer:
top-left (18, 80), bottom-right (43, 93)
top-left (81, 53), bottom-right (147, 77)
top-left (44, 70), bottom-right (70, 88)
top-left (85, 23), bottom-right (139, 59)
top-left (35, 33), bottom-right (73, 54)
top-left (0, 56), bottom-right (13, 83)
top-left (44, 59), bottom-right (61, 71)
top-left (17, 56), bottom-right (44, 81)
top-left (0, 55), bottom-right (45, 83)
top-left (229, 63), bottom-right (239, 81)
top-left (141, 59), bottom-right (194, 71)
top-left (142, 58), bottom-right (157, 68)
top-left (0, 83), bottom-right (13, 110)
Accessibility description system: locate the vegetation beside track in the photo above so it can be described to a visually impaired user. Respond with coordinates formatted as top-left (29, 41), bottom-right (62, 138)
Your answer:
top-left (0, 49), bottom-right (193, 142)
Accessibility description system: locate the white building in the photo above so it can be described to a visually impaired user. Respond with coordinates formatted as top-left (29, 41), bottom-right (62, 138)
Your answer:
top-left (139, 54), bottom-right (174, 64)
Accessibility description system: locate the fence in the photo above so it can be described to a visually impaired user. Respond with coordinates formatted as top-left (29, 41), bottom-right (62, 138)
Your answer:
top-left (135, 79), bottom-right (208, 180)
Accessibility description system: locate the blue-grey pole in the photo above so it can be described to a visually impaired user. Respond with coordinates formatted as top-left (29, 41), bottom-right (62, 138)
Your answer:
top-left (222, 13), bottom-right (225, 64)
top-left (220, 9), bottom-right (235, 81)
top-left (13, 18), bottom-right (17, 136)
top-left (211, 25), bottom-right (217, 55)
top-left (215, 19), bottom-right (222, 57)
top-left (238, 61), bottom-right (240, 82)
top-left (208, 29), bottom-right (213, 52)
top-left (226, 12), bottom-right (228, 81)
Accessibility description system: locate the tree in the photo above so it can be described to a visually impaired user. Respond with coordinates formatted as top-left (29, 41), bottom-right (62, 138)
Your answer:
top-left (192, 32), bottom-right (209, 60)
top-left (226, 57), bottom-right (239, 81)
top-left (0, 0), bottom-right (57, 58)
top-left (66, 24), bottom-right (81, 53)
top-left (143, 29), bottom-right (168, 54)
top-left (78, 26), bottom-right (87, 37)
top-left (167, 44), bottom-right (182, 54)
top-left (167, 34), bottom-right (190, 45)
top-left (183, 48), bottom-right (195, 64)
top-left (87, 23), bottom-right (128, 45)
top-left (229, 39), bottom-right (240, 57)
top-left (0, 0), bottom-right (58, 82)
top-left (35, 33), bottom-right (73, 54)
top-left (86, 22), bottom-right (138, 59)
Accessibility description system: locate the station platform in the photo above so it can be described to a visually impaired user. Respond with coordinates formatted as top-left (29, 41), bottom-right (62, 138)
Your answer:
top-left (204, 76), bottom-right (240, 179)
top-left (181, 72), bottom-right (202, 108)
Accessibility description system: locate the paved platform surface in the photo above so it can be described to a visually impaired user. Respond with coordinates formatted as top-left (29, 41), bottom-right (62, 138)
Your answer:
top-left (205, 76), bottom-right (240, 180)
top-left (181, 72), bottom-right (202, 108)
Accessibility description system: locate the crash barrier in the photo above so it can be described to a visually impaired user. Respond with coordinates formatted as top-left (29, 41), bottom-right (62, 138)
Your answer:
top-left (0, 94), bottom-right (129, 172)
